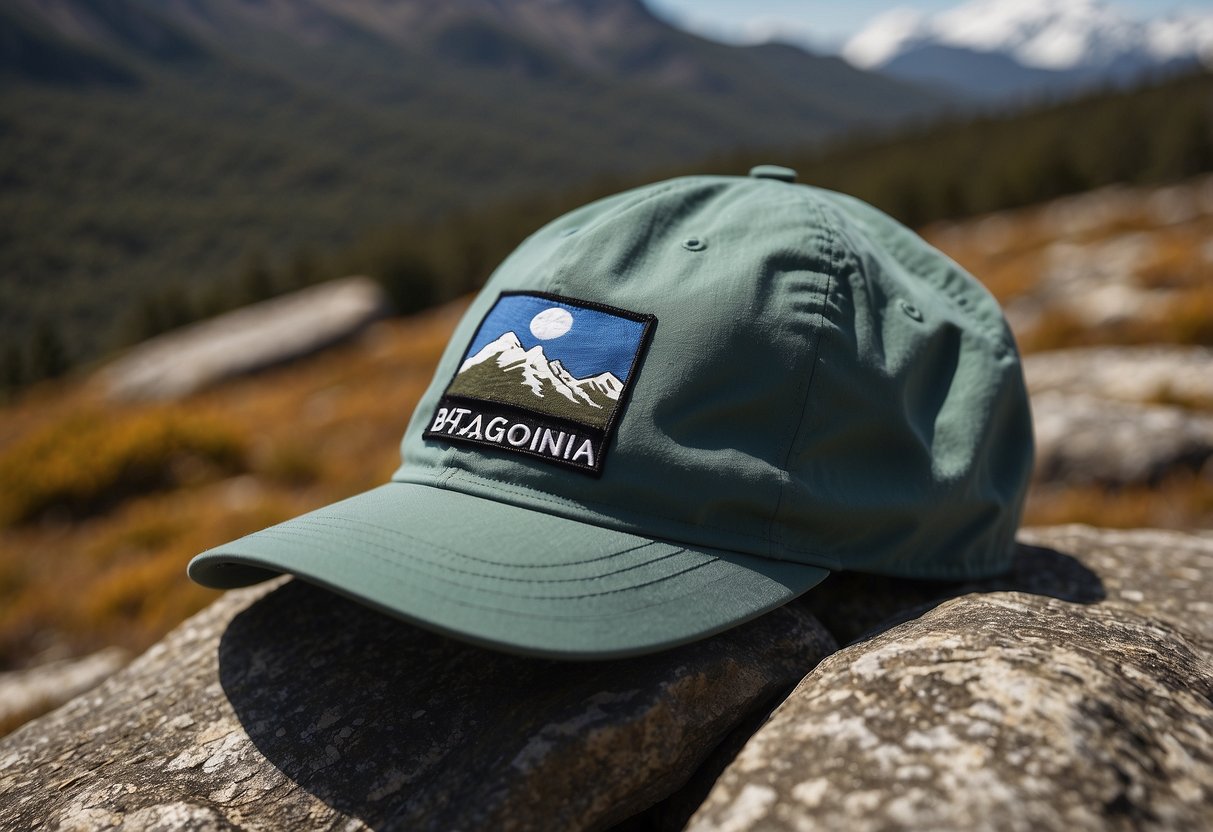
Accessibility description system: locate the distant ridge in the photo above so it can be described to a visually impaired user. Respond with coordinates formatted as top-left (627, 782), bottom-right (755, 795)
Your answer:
top-left (0, 0), bottom-right (949, 368)
top-left (451, 331), bottom-right (621, 429)
top-left (843, 0), bottom-right (1212, 101)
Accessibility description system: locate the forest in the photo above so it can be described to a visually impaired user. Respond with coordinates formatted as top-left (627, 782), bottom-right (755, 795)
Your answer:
top-left (3, 70), bottom-right (1211, 395)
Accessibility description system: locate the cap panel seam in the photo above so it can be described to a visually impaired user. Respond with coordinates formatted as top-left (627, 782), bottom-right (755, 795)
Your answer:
top-left (764, 194), bottom-right (843, 558)
top-left (546, 179), bottom-right (695, 295)
top-left (816, 189), bottom-right (1015, 356)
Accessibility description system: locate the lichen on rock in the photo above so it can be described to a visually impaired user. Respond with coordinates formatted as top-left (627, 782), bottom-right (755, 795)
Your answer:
top-left (0, 577), bottom-right (834, 831)
top-left (688, 527), bottom-right (1213, 832)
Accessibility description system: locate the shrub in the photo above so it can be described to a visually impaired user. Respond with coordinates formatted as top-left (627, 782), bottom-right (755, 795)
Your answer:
top-left (0, 407), bottom-right (247, 526)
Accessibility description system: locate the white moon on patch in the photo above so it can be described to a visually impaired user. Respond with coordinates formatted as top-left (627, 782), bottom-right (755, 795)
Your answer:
top-left (529, 307), bottom-right (573, 340)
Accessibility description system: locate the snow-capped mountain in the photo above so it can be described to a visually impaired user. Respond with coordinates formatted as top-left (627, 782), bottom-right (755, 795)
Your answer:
top-left (577, 369), bottom-right (625, 401)
top-left (458, 332), bottom-right (622, 411)
top-left (843, 0), bottom-right (1213, 101)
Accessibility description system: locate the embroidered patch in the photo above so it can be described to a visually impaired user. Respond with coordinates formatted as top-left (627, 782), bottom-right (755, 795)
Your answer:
top-left (424, 291), bottom-right (655, 474)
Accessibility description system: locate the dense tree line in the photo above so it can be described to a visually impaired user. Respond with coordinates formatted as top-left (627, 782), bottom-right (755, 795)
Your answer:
top-left (3, 71), bottom-right (1211, 397)
top-left (766, 71), bottom-right (1213, 227)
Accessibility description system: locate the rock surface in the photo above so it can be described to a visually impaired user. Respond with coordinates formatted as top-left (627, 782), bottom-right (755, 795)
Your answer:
top-left (0, 578), bottom-right (835, 831)
top-left (688, 526), bottom-right (1213, 832)
top-left (1030, 390), bottom-right (1213, 486)
top-left (0, 648), bottom-right (129, 738)
top-left (4, 527), bottom-right (1212, 831)
top-left (1024, 346), bottom-right (1213, 409)
top-left (799, 529), bottom-right (1105, 647)
top-left (101, 277), bottom-right (390, 401)
top-left (804, 526), bottom-right (1213, 648)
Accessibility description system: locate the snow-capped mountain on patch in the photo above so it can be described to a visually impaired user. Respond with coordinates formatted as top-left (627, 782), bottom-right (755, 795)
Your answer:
top-left (549, 360), bottom-right (624, 405)
top-left (577, 370), bottom-right (625, 402)
top-left (843, 0), bottom-right (1213, 101)
top-left (457, 332), bottom-right (621, 411)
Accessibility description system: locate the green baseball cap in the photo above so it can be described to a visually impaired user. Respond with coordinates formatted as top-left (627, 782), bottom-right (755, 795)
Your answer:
top-left (188, 166), bottom-right (1034, 659)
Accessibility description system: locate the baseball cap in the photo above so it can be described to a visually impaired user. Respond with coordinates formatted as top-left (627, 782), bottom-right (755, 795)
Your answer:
top-left (188, 165), bottom-right (1034, 659)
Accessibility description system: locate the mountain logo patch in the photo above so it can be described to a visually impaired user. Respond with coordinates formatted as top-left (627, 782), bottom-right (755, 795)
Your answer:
top-left (424, 291), bottom-right (655, 474)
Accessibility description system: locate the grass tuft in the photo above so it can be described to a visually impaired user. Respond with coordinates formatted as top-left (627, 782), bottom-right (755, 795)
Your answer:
top-left (0, 407), bottom-right (246, 527)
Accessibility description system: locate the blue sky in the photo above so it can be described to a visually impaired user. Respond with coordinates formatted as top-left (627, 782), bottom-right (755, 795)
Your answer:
top-left (463, 295), bottom-right (647, 382)
top-left (646, 1), bottom-right (1213, 50)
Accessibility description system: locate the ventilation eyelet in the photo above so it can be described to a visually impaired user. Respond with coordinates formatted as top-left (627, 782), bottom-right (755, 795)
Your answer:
top-left (898, 299), bottom-right (923, 322)
top-left (682, 237), bottom-right (707, 252)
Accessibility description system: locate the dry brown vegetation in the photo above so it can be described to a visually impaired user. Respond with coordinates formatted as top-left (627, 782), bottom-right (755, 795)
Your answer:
top-left (923, 178), bottom-right (1213, 351)
top-left (0, 304), bottom-right (457, 669)
top-left (921, 178), bottom-right (1213, 533)
top-left (2, 176), bottom-right (1211, 674)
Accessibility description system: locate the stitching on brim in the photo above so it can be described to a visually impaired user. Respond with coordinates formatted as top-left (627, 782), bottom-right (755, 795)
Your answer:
top-left (285, 513), bottom-right (660, 569)
top-left (280, 517), bottom-right (686, 583)
top-left (272, 539), bottom-right (781, 625)
top-left (248, 525), bottom-right (720, 601)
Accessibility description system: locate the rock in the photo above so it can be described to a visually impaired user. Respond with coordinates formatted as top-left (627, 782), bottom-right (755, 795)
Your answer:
top-left (1146, 183), bottom-right (1203, 226)
top-left (803, 525), bottom-right (1213, 647)
top-left (1030, 391), bottom-right (1213, 486)
top-left (0, 577), bottom-right (835, 831)
top-left (1024, 346), bottom-right (1213, 410)
top-left (688, 526), bottom-right (1213, 832)
top-left (0, 647), bottom-right (129, 738)
top-left (101, 277), bottom-right (391, 401)
top-left (1017, 525), bottom-right (1213, 643)
top-left (6, 528), bottom-right (1210, 831)
top-left (1036, 185), bottom-right (1140, 239)
top-left (1030, 234), bottom-right (1173, 330)
top-left (799, 533), bottom-right (1104, 647)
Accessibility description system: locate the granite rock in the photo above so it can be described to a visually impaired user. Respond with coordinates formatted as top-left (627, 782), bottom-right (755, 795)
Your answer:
top-left (0, 648), bottom-right (129, 738)
top-left (798, 531), bottom-right (1104, 647)
top-left (4, 527), bottom-right (1211, 831)
top-left (1030, 391), bottom-right (1213, 486)
top-left (689, 526), bottom-right (1213, 832)
top-left (1024, 346), bottom-right (1213, 410)
top-left (802, 525), bottom-right (1213, 647)
top-left (0, 578), bottom-right (835, 831)
top-left (101, 277), bottom-right (390, 401)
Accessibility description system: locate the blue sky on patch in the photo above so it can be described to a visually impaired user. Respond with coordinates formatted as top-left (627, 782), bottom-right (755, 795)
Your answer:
top-left (463, 294), bottom-right (647, 383)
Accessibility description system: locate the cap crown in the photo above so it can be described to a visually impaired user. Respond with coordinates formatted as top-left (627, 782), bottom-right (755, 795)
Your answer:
top-left (396, 174), bottom-right (1033, 579)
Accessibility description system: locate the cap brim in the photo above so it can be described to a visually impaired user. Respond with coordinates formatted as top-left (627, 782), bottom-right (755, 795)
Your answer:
top-left (188, 482), bottom-right (829, 660)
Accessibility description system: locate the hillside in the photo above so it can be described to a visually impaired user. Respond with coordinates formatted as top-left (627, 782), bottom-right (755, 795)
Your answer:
top-left (7, 63), bottom-right (1210, 400)
top-left (0, 0), bottom-right (945, 370)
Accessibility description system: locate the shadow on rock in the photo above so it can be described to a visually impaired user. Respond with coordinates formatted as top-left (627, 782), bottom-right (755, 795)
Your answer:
top-left (217, 579), bottom-right (835, 831)
top-left (800, 541), bottom-right (1105, 646)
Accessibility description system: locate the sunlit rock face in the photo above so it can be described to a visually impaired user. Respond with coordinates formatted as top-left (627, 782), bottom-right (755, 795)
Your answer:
top-left (0, 577), bottom-right (834, 831)
top-left (689, 526), bottom-right (1213, 832)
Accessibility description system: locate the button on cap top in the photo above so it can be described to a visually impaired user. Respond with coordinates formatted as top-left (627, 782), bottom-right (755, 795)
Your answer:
top-left (748, 164), bottom-right (797, 183)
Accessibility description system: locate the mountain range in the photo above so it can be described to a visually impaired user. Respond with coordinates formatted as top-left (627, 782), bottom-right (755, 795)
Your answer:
top-left (843, 0), bottom-right (1213, 101)
top-left (451, 331), bottom-right (621, 428)
top-left (3, 0), bottom-right (947, 137)
top-left (0, 0), bottom-right (949, 366)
